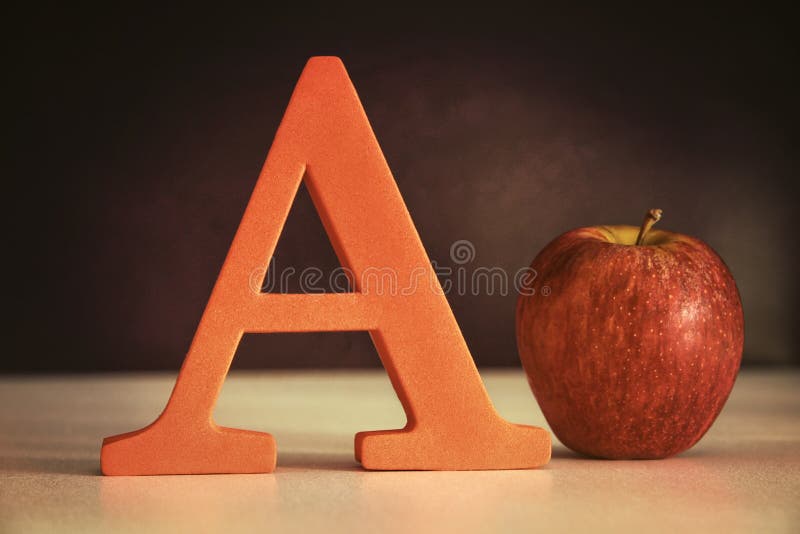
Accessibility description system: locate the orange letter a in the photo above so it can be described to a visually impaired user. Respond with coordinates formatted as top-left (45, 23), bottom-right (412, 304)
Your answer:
top-left (101, 57), bottom-right (550, 474)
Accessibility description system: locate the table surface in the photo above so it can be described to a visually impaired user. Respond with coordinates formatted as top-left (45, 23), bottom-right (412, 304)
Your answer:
top-left (1, 369), bottom-right (798, 533)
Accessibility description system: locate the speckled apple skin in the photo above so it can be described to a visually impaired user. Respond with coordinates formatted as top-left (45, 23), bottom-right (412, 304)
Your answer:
top-left (516, 226), bottom-right (744, 459)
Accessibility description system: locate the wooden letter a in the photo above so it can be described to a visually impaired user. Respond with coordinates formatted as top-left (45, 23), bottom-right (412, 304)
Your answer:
top-left (101, 57), bottom-right (551, 474)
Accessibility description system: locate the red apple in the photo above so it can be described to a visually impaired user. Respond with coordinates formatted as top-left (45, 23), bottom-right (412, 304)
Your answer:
top-left (516, 209), bottom-right (744, 459)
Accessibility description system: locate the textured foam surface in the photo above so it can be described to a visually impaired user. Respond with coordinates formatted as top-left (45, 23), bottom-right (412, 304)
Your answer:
top-left (100, 57), bottom-right (550, 475)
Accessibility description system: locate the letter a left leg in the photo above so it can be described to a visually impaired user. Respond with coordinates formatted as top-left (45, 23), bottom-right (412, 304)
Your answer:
top-left (101, 322), bottom-right (276, 475)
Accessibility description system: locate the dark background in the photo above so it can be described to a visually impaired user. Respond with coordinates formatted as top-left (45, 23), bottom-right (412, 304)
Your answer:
top-left (6, 5), bottom-right (796, 372)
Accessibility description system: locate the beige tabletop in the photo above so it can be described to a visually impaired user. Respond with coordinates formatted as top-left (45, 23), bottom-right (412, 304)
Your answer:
top-left (1, 369), bottom-right (798, 533)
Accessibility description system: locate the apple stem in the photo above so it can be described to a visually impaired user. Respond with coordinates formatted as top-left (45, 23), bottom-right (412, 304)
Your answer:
top-left (635, 209), bottom-right (663, 245)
